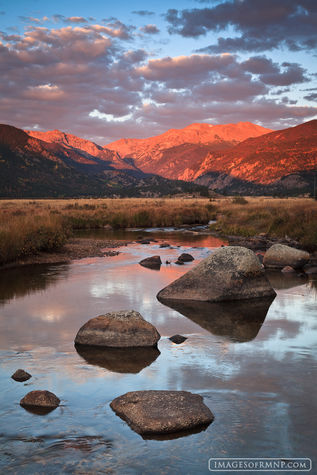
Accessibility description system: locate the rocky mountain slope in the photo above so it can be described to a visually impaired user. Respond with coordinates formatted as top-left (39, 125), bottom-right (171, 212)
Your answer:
top-left (106, 122), bottom-right (272, 180)
top-left (0, 125), bottom-right (207, 198)
top-left (195, 120), bottom-right (317, 195)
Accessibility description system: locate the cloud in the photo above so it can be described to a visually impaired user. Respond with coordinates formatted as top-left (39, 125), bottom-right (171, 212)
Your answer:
top-left (242, 58), bottom-right (308, 86)
top-left (304, 93), bottom-right (317, 102)
top-left (132, 11), bottom-right (155, 16)
top-left (136, 53), bottom-right (237, 87)
top-left (140, 24), bottom-right (160, 35)
top-left (24, 84), bottom-right (65, 100)
top-left (166, 0), bottom-right (317, 52)
top-left (0, 25), bottom-right (316, 143)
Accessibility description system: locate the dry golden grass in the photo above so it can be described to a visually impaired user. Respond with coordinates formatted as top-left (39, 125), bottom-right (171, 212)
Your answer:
top-left (210, 196), bottom-right (317, 250)
top-left (0, 198), bottom-right (212, 265)
top-left (1, 196), bottom-right (316, 265)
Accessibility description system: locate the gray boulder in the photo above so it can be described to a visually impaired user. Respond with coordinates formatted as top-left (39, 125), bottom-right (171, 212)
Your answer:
top-left (157, 246), bottom-right (275, 302)
top-left (264, 244), bottom-right (310, 269)
top-left (110, 390), bottom-right (214, 436)
top-left (74, 310), bottom-right (160, 348)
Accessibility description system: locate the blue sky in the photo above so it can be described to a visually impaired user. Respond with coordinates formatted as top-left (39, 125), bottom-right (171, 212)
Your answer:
top-left (0, 0), bottom-right (316, 143)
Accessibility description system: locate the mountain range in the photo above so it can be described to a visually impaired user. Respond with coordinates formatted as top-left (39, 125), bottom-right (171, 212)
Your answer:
top-left (0, 120), bottom-right (316, 197)
top-left (0, 125), bottom-right (207, 198)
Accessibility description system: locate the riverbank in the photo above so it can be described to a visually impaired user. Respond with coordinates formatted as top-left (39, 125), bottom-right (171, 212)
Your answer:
top-left (0, 238), bottom-right (130, 270)
top-left (1, 197), bottom-right (317, 268)
top-left (0, 198), bottom-right (213, 266)
top-left (209, 197), bottom-right (317, 252)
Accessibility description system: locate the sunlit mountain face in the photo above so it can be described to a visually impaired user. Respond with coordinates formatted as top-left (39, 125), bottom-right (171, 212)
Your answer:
top-left (106, 121), bottom-right (272, 181)
top-left (0, 0), bottom-right (316, 146)
top-left (0, 119), bottom-right (316, 197)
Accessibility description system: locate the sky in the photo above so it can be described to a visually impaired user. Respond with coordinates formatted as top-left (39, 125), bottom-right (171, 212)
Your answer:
top-left (0, 0), bottom-right (316, 144)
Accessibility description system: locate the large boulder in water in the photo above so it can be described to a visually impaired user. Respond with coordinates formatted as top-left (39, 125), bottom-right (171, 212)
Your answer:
top-left (157, 246), bottom-right (275, 303)
top-left (74, 310), bottom-right (160, 348)
top-left (263, 244), bottom-right (310, 269)
top-left (110, 390), bottom-right (214, 437)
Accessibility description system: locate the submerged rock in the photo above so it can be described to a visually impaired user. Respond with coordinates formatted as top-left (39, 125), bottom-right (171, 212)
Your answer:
top-left (157, 246), bottom-right (276, 302)
top-left (264, 244), bottom-right (310, 269)
top-left (20, 390), bottom-right (60, 413)
top-left (137, 239), bottom-right (151, 245)
top-left (139, 255), bottom-right (162, 269)
top-left (169, 334), bottom-right (187, 344)
top-left (75, 345), bottom-right (160, 374)
top-left (178, 253), bottom-right (194, 262)
top-left (281, 266), bottom-right (296, 273)
top-left (11, 369), bottom-right (31, 382)
top-left (110, 390), bottom-right (214, 436)
top-left (159, 243), bottom-right (170, 248)
top-left (74, 310), bottom-right (160, 348)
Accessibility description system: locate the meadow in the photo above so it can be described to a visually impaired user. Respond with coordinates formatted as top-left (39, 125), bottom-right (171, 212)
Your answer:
top-left (0, 196), bottom-right (316, 266)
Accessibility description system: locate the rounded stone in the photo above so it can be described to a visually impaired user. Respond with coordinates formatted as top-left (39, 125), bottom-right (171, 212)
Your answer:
top-left (11, 369), bottom-right (31, 382)
top-left (169, 334), bottom-right (187, 344)
top-left (158, 246), bottom-right (276, 302)
top-left (74, 310), bottom-right (160, 348)
top-left (110, 390), bottom-right (214, 436)
top-left (139, 255), bottom-right (162, 269)
top-left (20, 390), bottom-right (60, 409)
top-left (178, 253), bottom-right (194, 262)
top-left (281, 266), bottom-right (296, 273)
top-left (263, 244), bottom-right (310, 269)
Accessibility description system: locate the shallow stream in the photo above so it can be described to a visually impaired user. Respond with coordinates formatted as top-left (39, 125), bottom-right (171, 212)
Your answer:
top-left (0, 228), bottom-right (316, 474)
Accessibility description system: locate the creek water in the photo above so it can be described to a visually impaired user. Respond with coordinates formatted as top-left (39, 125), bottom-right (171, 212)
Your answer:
top-left (0, 228), bottom-right (316, 474)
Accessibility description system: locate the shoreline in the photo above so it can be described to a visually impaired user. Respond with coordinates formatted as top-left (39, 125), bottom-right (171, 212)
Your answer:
top-left (0, 238), bottom-right (131, 270)
top-left (2, 231), bottom-right (316, 271)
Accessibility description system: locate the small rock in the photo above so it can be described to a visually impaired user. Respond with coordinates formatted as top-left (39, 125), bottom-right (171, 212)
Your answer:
top-left (20, 390), bottom-right (60, 411)
top-left (281, 266), bottom-right (296, 273)
top-left (304, 267), bottom-right (317, 274)
top-left (169, 335), bottom-right (187, 344)
top-left (159, 243), bottom-right (170, 248)
top-left (11, 369), bottom-right (31, 382)
top-left (137, 239), bottom-right (151, 245)
top-left (103, 224), bottom-right (113, 230)
top-left (110, 390), bottom-right (214, 436)
top-left (263, 244), bottom-right (310, 269)
top-left (178, 253), bottom-right (194, 262)
top-left (165, 260), bottom-right (171, 265)
top-left (139, 256), bottom-right (162, 269)
top-left (74, 310), bottom-right (160, 348)
top-left (175, 260), bottom-right (184, 265)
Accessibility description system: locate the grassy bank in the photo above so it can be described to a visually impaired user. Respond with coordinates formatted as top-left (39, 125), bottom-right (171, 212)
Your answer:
top-left (210, 197), bottom-right (317, 251)
top-left (2, 196), bottom-right (316, 266)
top-left (0, 198), bottom-right (213, 265)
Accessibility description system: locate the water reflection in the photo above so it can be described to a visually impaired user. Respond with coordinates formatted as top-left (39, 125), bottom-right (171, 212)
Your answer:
top-left (0, 264), bottom-right (69, 305)
top-left (158, 297), bottom-right (275, 342)
top-left (75, 344), bottom-right (161, 374)
top-left (265, 271), bottom-right (308, 290)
